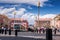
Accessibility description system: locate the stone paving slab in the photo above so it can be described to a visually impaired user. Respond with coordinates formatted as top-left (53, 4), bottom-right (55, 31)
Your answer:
top-left (0, 34), bottom-right (45, 39)
top-left (0, 37), bottom-right (45, 40)
top-left (0, 34), bottom-right (60, 40)
top-left (0, 32), bottom-right (60, 40)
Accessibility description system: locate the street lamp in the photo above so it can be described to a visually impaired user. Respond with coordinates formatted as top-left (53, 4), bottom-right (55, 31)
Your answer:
top-left (14, 12), bottom-right (16, 29)
top-left (14, 12), bottom-right (16, 19)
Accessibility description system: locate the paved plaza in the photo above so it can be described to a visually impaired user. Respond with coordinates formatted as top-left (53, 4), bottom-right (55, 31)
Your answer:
top-left (0, 36), bottom-right (45, 40)
top-left (0, 31), bottom-right (60, 40)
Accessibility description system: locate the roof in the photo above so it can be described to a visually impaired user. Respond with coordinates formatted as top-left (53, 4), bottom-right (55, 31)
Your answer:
top-left (10, 18), bottom-right (28, 22)
top-left (36, 18), bottom-right (52, 21)
top-left (0, 14), bottom-right (9, 20)
top-left (10, 18), bottom-right (24, 20)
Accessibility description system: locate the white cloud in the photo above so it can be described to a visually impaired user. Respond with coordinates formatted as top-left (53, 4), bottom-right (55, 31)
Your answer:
top-left (12, 8), bottom-right (26, 18)
top-left (7, 14), bottom-right (14, 18)
top-left (0, 7), bottom-right (56, 25)
top-left (0, 7), bottom-right (16, 18)
top-left (0, 7), bottom-right (15, 14)
top-left (41, 14), bottom-right (56, 18)
top-left (0, 0), bottom-right (48, 7)
top-left (21, 13), bottom-right (56, 24)
top-left (21, 13), bottom-right (36, 24)
top-left (0, 7), bottom-right (26, 18)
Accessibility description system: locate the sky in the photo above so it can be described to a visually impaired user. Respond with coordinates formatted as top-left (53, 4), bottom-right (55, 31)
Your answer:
top-left (0, 0), bottom-right (60, 24)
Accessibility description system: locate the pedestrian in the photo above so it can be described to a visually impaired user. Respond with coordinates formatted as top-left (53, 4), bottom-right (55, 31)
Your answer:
top-left (15, 29), bottom-right (18, 36)
top-left (8, 28), bottom-right (11, 35)
top-left (1, 26), bottom-right (4, 34)
top-left (43, 29), bottom-right (45, 33)
top-left (54, 28), bottom-right (57, 34)
top-left (39, 28), bottom-right (42, 33)
top-left (37, 27), bottom-right (40, 34)
top-left (41, 26), bottom-right (45, 33)
top-left (4, 27), bottom-right (7, 35)
top-left (36, 28), bottom-right (38, 33)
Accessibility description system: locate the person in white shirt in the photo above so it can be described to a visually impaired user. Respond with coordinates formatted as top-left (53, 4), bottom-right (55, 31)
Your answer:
top-left (37, 27), bottom-right (40, 34)
top-left (1, 27), bottom-right (4, 34)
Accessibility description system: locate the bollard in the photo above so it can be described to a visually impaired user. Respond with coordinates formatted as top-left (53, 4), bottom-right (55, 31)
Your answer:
top-left (15, 29), bottom-right (18, 36)
top-left (5, 29), bottom-right (7, 35)
top-left (9, 29), bottom-right (11, 35)
top-left (46, 28), bottom-right (52, 40)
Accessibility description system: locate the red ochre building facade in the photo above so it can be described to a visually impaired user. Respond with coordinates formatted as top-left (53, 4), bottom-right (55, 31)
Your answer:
top-left (0, 14), bottom-right (60, 29)
top-left (0, 14), bottom-right (28, 30)
top-left (10, 18), bottom-right (28, 30)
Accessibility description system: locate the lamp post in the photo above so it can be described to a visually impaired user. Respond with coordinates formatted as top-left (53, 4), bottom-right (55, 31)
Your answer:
top-left (14, 12), bottom-right (18, 36)
top-left (14, 12), bottom-right (16, 29)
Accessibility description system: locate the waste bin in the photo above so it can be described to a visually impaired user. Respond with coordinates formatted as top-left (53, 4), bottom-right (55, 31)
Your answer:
top-left (46, 28), bottom-right (52, 40)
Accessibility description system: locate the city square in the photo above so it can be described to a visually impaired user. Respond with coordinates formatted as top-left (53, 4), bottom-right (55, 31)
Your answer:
top-left (0, 0), bottom-right (60, 40)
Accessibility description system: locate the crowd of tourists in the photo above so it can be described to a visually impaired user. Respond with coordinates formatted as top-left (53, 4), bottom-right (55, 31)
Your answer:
top-left (28, 26), bottom-right (58, 34)
top-left (0, 25), bottom-right (59, 35)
